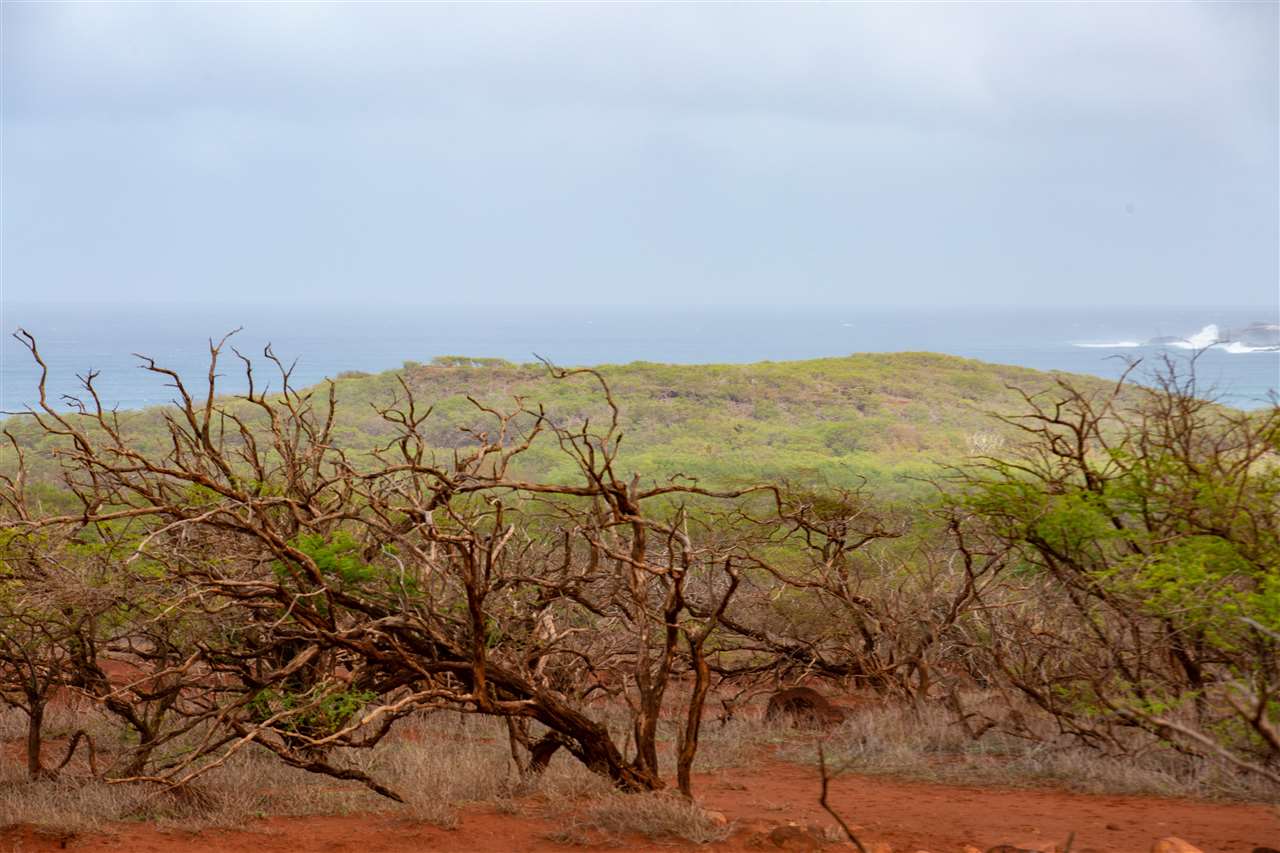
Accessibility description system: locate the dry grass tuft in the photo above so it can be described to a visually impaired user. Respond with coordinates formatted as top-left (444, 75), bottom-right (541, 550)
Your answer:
top-left (544, 792), bottom-right (731, 846)
top-left (0, 709), bottom-right (611, 837)
top-left (0, 776), bottom-right (143, 836)
top-left (775, 692), bottom-right (1279, 801)
top-left (371, 713), bottom-right (609, 827)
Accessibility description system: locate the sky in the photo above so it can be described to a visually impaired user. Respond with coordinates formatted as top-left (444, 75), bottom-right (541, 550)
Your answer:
top-left (2, 2), bottom-right (1277, 308)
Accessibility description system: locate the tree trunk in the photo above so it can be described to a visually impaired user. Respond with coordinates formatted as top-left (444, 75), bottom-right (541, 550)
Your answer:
top-left (677, 643), bottom-right (712, 797)
top-left (26, 700), bottom-right (44, 778)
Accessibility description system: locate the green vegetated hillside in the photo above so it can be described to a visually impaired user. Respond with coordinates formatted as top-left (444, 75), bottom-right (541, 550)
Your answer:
top-left (1, 352), bottom-right (1120, 500)
top-left (364, 353), bottom-right (1107, 494)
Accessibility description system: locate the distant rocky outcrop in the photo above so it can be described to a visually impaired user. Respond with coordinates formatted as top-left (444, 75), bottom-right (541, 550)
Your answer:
top-left (1225, 322), bottom-right (1280, 348)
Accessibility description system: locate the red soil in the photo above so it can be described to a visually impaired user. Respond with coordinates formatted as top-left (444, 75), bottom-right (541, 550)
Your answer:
top-left (3, 759), bottom-right (1276, 853)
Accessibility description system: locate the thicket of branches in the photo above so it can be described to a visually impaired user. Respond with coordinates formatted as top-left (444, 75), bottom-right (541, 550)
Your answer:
top-left (949, 361), bottom-right (1279, 783)
top-left (0, 333), bottom-right (1275, 802)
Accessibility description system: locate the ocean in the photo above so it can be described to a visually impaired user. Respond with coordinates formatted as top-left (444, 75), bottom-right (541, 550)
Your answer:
top-left (1, 302), bottom-right (1276, 413)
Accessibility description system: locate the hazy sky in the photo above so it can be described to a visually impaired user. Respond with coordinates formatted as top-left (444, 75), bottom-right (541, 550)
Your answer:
top-left (2, 2), bottom-right (1277, 307)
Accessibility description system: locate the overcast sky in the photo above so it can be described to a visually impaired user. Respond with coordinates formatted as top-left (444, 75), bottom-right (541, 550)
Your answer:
top-left (2, 2), bottom-right (1276, 307)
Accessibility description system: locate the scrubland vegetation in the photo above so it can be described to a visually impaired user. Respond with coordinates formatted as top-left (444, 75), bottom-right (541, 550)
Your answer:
top-left (0, 334), bottom-right (1275, 843)
top-left (0, 350), bottom-right (1117, 505)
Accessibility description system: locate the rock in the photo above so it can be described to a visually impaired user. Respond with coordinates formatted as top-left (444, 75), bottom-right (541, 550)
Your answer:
top-left (765, 686), bottom-right (847, 728)
top-left (964, 846), bottom-right (984, 853)
top-left (1151, 839), bottom-right (1204, 853)
top-left (1226, 322), bottom-right (1280, 348)
top-left (768, 823), bottom-right (825, 850)
top-left (986, 843), bottom-right (1055, 853)
top-left (704, 809), bottom-right (729, 827)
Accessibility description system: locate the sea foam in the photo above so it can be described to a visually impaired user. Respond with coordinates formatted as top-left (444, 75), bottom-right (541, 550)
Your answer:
top-left (1165, 324), bottom-right (1222, 350)
top-left (1070, 323), bottom-right (1273, 353)
top-left (1222, 341), bottom-right (1280, 354)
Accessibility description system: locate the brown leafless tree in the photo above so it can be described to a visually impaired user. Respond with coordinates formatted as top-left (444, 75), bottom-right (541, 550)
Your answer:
top-left (1, 331), bottom-right (762, 800)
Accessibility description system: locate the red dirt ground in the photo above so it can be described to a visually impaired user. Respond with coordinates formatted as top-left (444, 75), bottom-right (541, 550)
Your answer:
top-left (3, 759), bottom-right (1276, 853)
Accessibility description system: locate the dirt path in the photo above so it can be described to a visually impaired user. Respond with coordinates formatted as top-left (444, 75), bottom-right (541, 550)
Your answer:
top-left (4, 762), bottom-right (1276, 853)
top-left (704, 761), bottom-right (1277, 852)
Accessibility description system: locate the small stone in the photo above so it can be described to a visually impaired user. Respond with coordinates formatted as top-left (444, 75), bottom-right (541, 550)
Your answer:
top-left (704, 810), bottom-right (729, 827)
top-left (1151, 839), bottom-right (1204, 853)
top-left (768, 824), bottom-right (824, 851)
top-left (1015, 843), bottom-right (1057, 853)
top-left (964, 846), bottom-right (984, 853)
top-left (986, 844), bottom-right (1057, 853)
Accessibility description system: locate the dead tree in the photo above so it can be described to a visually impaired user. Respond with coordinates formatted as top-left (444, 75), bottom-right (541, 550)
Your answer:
top-left (1, 331), bottom-right (761, 799)
top-left (699, 484), bottom-right (998, 703)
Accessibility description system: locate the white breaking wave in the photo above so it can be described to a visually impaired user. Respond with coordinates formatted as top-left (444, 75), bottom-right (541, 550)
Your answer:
top-left (1165, 324), bottom-right (1221, 349)
top-left (1074, 340), bottom-right (1142, 348)
top-left (1071, 323), bottom-right (1279, 354)
top-left (1222, 341), bottom-right (1280, 354)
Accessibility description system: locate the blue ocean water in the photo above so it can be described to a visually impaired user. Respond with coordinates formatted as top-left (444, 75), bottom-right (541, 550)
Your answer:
top-left (1, 302), bottom-right (1276, 413)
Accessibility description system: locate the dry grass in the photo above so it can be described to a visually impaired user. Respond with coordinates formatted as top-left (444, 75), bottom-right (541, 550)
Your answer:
top-left (543, 792), bottom-right (731, 846)
top-left (0, 744), bottom-right (361, 836)
top-left (0, 709), bottom-right (609, 838)
top-left (688, 713), bottom-right (786, 772)
top-left (771, 692), bottom-right (1280, 802)
top-left (0, 776), bottom-right (143, 836)
top-left (3, 690), bottom-right (1274, 843)
top-left (0, 705), bottom-right (730, 845)
top-left (369, 713), bottom-right (611, 827)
